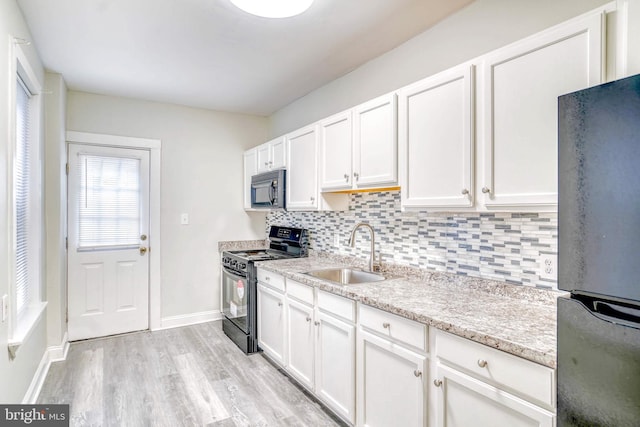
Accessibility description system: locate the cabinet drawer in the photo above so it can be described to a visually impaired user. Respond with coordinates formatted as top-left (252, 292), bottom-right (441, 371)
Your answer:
top-left (359, 304), bottom-right (427, 352)
top-left (257, 269), bottom-right (285, 292)
top-left (318, 290), bottom-right (355, 322)
top-left (435, 330), bottom-right (555, 409)
top-left (287, 279), bottom-right (314, 305)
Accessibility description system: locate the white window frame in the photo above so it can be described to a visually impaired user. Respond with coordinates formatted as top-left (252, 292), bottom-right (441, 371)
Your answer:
top-left (7, 38), bottom-right (46, 356)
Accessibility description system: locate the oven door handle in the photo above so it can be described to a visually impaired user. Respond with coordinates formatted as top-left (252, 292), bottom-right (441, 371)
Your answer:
top-left (223, 267), bottom-right (246, 282)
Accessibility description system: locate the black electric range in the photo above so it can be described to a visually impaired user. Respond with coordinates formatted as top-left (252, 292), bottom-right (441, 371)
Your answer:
top-left (221, 226), bottom-right (308, 353)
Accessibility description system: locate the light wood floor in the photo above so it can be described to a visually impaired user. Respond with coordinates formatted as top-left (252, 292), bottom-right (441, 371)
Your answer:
top-left (38, 321), bottom-right (344, 427)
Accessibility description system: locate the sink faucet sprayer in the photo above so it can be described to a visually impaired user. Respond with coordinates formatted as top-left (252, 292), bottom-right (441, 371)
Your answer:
top-left (348, 222), bottom-right (379, 272)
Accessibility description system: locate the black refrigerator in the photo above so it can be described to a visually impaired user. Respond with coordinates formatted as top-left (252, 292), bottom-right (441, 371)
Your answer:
top-left (558, 73), bottom-right (640, 426)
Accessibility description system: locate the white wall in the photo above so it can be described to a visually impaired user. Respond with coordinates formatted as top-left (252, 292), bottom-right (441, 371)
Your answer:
top-left (0, 0), bottom-right (48, 403)
top-left (66, 92), bottom-right (268, 320)
top-left (269, 0), bottom-right (613, 136)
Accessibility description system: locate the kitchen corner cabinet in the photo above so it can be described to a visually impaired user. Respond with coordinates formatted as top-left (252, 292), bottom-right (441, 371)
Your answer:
top-left (480, 11), bottom-right (605, 208)
top-left (432, 329), bottom-right (555, 427)
top-left (256, 137), bottom-right (287, 174)
top-left (357, 305), bottom-right (428, 427)
top-left (398, 64), bottom-right (474, 209)
top-left (256, 271), bottom-right (287, 366)
top-left (243, 148), bottom-right (257, 210)
top-left (286, 124), bottom-right (320, 210)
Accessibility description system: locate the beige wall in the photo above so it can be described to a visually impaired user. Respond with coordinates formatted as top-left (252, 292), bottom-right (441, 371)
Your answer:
top-left (269, 0), bottom-right (613, 136)
top-left (66, 92), bottom-right (268, 319)
top-left (0, 0), bottom-right (48, 403)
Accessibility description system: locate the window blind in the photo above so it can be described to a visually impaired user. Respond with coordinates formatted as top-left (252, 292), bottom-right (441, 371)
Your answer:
top-left (77, 154), bottom-right (141, 249)
top-left (15, 76), bottom-right (31, 313)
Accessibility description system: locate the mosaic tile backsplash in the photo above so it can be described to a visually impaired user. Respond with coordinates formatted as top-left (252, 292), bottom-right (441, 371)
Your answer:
top-left (266, 190), bottom-right (558, 289)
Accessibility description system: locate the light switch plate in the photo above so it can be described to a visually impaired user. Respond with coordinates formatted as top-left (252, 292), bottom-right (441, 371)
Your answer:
top-left (181, 213), bottom-right (189, 225)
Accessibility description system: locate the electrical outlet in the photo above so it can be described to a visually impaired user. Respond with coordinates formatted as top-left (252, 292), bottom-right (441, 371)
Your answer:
top-left (2, 294), bottom-right (8, 322)
top-left (539, 254), bottom-right (557, 280)
top-left (333, 232), bottom-right (340, 247)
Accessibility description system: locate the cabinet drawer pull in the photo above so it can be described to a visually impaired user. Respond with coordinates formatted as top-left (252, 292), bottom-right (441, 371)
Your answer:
top-left (306, 316), bottom-right (312, 322)
top-left (265, 276), bottom-right (271, 281)
top-left (477, 359), bottom-right (488, 368)
top-left (414, 370), bottom-right (422, 377)
top-left (382, 322), bottom-right (390, 329)
top-left (433, 379), bottom-right (442, 387)
top-left (481, 187), bottom-right (491, 194)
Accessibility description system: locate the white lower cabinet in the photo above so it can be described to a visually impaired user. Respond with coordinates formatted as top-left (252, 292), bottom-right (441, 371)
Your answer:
top-left (256, 282), bottom-right (286, 366)
top-left (357, 305), bottom-right (428, 427)
top-left (315, 308), bottom-right (356, 424)
top-left (434, 365), bottom-right (554, 427)
top-left (286, 297), bottom-right (315, 389)
top-left (432, 329), bottom-right (555, 427)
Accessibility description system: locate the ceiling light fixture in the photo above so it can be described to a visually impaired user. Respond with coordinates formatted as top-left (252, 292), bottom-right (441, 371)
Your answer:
top-left (230, 0), bottom-right (314, 18)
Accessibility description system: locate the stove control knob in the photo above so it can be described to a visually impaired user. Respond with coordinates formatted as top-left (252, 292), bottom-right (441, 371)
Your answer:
top-left (222, 257), bottom-right (229, 265)
top-left (239, 263), bottom-right (246, 270)
top-left (230, 259), bottom-right (237, 267)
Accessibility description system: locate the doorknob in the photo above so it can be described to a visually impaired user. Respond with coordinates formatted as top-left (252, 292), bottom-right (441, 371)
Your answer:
top-left (139, 247), bottom-right (148, 255)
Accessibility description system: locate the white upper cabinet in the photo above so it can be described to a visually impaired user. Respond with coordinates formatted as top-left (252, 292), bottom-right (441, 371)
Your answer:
top-left (257, 137), bottom-right (287, 174)
top-left (319, 110), bottom-right (353, 191)
top-left (353, 93), bottom-right (398, 188)
top-left (243, 148), bottom-right (257, 210)
top-left (480, 12), bottom-right (605, 208)
top-left (286, 124), bottom-right (319, 210)
top-left (399, 64), bottom-right (475, 209)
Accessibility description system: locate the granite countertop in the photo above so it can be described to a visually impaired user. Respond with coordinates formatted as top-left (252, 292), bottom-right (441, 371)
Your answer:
top-left (255, 256), bottom-right (561, 369)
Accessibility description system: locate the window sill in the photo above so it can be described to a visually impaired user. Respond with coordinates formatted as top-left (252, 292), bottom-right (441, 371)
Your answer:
top-left (8, 301), bottom-right (47, 359)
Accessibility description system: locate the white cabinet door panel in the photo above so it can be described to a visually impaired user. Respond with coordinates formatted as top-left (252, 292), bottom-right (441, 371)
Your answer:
top-left (482, 12), bottom-right (604, 207)
top-left (353, 94), bottom-right (398, 188)
top-left (286, 298), bottom-right (315, 389)
top-left (316, 311), bottom-right (356, 424)
top-left (271, 137), bottom-right (287, 170)
top-left (286, 125), bottom-right (319, 210)
top-left (257, 284), bottom-right (286, 366)
top-left (320, 111), bottom-right (353, 190)
top-left (243, 149), bottom-right (257, 210)
top-left (358, 329), bottom-right (427, 427)
top-left (399, 64), bottom-right (474, 208)
top-left (256, 143), bottom-right (271, 174)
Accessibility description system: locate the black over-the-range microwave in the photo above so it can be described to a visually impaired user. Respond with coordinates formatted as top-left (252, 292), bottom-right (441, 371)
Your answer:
top-left (251, 169), bottom-right (286, 209)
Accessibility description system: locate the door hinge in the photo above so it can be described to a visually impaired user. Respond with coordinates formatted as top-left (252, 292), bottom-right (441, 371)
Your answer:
top-left (65, 237), bottom-right (68, 250)
top-left (65, 308), bottom-right (68, 323)
top-left (66, 163), bottom-right (69, 175)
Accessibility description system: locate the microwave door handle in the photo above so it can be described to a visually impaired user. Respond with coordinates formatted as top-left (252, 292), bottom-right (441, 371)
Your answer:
top-left (270, 181), bottom-right (276, 205)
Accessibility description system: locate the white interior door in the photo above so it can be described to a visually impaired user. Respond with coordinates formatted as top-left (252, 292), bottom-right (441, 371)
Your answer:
top-left (68, 143), bottom-right (150, 341)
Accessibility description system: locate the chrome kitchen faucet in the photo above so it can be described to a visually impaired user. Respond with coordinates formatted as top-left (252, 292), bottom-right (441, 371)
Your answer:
top-left (348, 222), bottom-right (379, 272)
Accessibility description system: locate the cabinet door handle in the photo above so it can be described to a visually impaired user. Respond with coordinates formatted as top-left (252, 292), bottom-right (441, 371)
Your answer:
top-left (344, 173), bottom-right (349, 182)
top-left (310, 196), bottom-right (315, 202)
top-left (354, 172), bottom-right (360, 181)
top-left (477, 359), bottom-right (488, 368)
top-left (461, 188), bottom-right (469, 195)
top-left (414, 370), bottom-right (422, 377)
top-left (314, 321), bottom-right (320, 326)
top-left (265, 276), bottom-right (271, 281)
top-left (481, 187), bottom-right (491, 194)
top-left (434, 379), bottom-right (443, 387)
top-left (277, 302), bottom-right (283, 307)
top-left (269, 160), bottom-right (273, 166)
top-left (264, 162), bottom-right (269, 167)
top-left (306, 316), bottom-right (312, 322)
top-left (382, 322), bottom-right (390, 329)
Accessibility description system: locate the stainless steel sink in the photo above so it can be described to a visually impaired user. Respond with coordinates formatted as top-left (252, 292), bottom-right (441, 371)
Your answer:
top-left (304, 268), bottom-right (386, 285)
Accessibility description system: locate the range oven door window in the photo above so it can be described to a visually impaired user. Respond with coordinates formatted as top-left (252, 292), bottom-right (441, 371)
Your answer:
top-left (222, 268), bottom-right (249, 333)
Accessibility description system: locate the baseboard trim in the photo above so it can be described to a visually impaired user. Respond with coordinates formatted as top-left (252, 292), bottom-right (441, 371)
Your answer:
top-left (22, 333), bottom-right (69, 404)
top-left (157, 310), bottom-right (222, 330)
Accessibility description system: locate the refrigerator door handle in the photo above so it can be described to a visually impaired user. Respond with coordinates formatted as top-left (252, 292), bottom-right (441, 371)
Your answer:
top-left (593, 300), bottom-right (640, 327)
